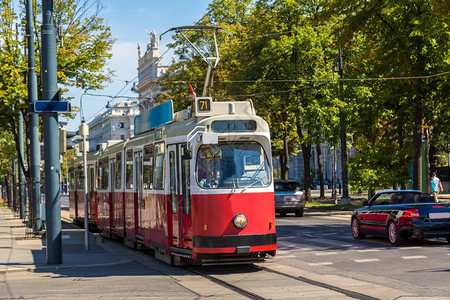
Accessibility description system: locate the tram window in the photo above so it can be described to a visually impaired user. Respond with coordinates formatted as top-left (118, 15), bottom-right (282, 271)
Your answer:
top-left (126, 150), bottom-right (133, 189)
top-left (115, 153), bottom-right (122, 190)
top-left (76, 169), bottom-right (84, 189)
top-left (98, 159), bottom-right (109, 190)
top-left (89, 167), bottom-right (95, 192)
top-left (169, 151), bottom-right (177, 213)
top-left (182, 159), bottom-right (191, 215)
top-left (143, 145), bottom-right (154, 190)
top-left (196, 141), bottom-right (271, 189)
top-left (69, 167), bottom-right (75, 190)
top-left (154, 142), bottom-right (165, 190)
top-left (211, 120), bottom-right (257, 132)
top-left (101, 160), bottom-right (109, 189)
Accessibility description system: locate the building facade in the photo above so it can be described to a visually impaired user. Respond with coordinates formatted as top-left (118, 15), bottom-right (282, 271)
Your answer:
top-left (88, 100), bottom-right (139, 151)
top-left (85, 30), bottom-right (167, 151)
top-left (135, 30), bottom-right (168, 111)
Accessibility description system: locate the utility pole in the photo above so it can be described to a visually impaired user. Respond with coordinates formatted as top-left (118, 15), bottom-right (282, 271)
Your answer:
top-left (18, 111), bottom-right (26, 219)
top-left (41, 0), bottom-right (62, 264)
top-left (80, 121), bottom-right (89, 251)
top-left (281, 111), bottom-right (289, 180)
top-left (337, 32), bottom-right (350, 204)
top-left (26, 0), bottom-right (41, 233)
top-left (12, 160), bottom-right (17, 213)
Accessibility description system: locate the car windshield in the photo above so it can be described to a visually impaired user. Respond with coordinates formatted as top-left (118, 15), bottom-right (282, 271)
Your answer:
top-left (371, 192), bottom-right (435, 205)
top-left (196, 142), bottom-right (271, 189)
top-left (275, 182), bottom-right (301, 191)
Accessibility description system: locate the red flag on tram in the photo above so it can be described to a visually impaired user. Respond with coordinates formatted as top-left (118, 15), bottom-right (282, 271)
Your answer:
top-left (189, 84), bottom-right (196, 97)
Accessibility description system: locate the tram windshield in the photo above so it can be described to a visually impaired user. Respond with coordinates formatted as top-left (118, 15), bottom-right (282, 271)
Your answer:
top-left (196, 142), bottom-right (271, 189)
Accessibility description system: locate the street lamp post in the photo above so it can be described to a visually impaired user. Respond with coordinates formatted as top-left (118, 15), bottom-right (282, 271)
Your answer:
top-left (79, 121), bottom-right (89, 251)
top-left (281, 111), bottom-right (289, 180)
top-left (79, 92), bottom-right (89, 251)
top-left (42, 0), bottom-right (62, 264)
top-left (333, 32), bottom-right (351, 204)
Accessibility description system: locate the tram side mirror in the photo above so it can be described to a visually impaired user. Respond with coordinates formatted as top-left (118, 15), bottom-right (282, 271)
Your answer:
top-left (181, 143), bottom-right (192, 160)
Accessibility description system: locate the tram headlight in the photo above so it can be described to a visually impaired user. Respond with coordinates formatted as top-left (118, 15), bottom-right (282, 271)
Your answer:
top-left (233, 214), bottom-right (247, 229)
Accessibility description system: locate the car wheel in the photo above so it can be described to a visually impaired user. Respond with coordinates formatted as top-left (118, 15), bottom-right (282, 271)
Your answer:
top-left (351, 218), bottom-right (365, 239)
top-left (295, 208), bottom-right (304, 217)
top-left (387, 221), bottom-right (404, 245)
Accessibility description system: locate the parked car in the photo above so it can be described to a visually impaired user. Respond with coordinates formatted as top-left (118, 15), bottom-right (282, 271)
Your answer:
top-left (351, 190), bottom-right (450, 245)
top-left (274, 180), bottom-right (306, 217)
top-left (322, 180), bottom-right (333, 189)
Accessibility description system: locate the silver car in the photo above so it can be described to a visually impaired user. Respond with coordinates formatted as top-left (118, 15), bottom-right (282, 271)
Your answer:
top-left (274, 180), bottom-right (306, 217)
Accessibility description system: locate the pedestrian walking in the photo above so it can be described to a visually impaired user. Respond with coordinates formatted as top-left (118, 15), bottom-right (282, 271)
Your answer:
top-left (430, 172), bottom-right (444, 202)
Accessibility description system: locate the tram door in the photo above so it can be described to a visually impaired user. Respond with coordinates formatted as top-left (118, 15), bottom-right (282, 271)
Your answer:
top-left (109, 158), bottom-right (115, 229)
top-left (88, 165), bottom-right (96, 222)
top-left (168, 144), bottom-right (192, 249)
top-left (134, 151), bottom-right (144, 236)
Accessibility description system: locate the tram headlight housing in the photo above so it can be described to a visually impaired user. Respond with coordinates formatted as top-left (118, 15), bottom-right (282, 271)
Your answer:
top-left (233, 214), bottom-right (247, 229)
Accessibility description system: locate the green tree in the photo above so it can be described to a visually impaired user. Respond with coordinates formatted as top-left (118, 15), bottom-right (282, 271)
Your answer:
top-left (223, 0), bottom-right (338, 199)
top-left (159, 0), bottom-right (341, 200)
top-left (0, 0), bottom-right (114, 181)
top-left (327, 0), bottom-right (450, 191)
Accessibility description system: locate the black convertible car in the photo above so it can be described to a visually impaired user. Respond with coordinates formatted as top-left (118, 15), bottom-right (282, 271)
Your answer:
top-left (351, 190), bottom-right (450, 245)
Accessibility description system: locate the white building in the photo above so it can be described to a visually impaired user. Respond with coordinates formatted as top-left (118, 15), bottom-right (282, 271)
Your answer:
top-left (85, 30), bottom-right (168, 151)
top-left (88, 100), bottom-right (139, 151)
top-left (134, 29), bottom-right (168, 111)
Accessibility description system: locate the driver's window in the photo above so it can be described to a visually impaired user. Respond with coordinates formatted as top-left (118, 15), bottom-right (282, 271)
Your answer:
top-left (372, 193), bottom-right (393, 205)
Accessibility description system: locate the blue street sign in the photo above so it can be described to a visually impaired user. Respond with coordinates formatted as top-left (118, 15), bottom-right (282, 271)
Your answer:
top-left (31, 101), bottom-right (71, 113)
top-left (134, 100), bottom-right (174, 135)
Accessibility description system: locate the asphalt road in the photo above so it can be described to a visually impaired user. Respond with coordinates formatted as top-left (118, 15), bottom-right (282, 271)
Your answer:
top-left (274, 211), bottom-right (450, 297)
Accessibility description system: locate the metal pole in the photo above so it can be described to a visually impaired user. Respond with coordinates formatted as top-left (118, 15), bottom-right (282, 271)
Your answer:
top-left (80, 121), bottom-right (89, 251)
top-left (41, 0), bottom-right (62, 264)
top-left (26, 0), bottom-right (42, 233)
top-left (12, 160), bottom-right (17, 213)
top-left (338, 32), bottom-right (350, 203)
top-left (18, 111), bottom-right (26, 219)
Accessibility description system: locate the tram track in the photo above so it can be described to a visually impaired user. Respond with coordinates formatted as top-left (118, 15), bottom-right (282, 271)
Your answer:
top-left (187, 264), bottom-right (379, 300)
top-left (186, 266), bottom-right (266, 300)
top-left (254, 265), bottom-right (378, 300)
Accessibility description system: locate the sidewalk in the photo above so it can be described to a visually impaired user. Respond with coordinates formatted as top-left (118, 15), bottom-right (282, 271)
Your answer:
top-left (0, 207), bottom-right (131, 273)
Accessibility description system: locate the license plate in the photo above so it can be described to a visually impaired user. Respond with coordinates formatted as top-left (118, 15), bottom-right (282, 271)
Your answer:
top-left (429, 212), bottom-right (450, 219)
top-left (284, 196), bottom-right (295, 201)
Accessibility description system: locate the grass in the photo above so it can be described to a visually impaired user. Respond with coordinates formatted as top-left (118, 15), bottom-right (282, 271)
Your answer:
top-left (305, 201), bottom-right (362, 211)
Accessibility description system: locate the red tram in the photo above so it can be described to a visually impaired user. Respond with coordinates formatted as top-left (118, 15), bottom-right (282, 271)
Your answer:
top-left (69, 97), bottom-right (276, 265)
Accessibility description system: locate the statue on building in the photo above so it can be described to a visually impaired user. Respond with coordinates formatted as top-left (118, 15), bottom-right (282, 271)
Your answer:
top-left (146, 29), bottom-right (158, 51)
top-left (137, 43), bottom-right (141, 59)
top-left (151, 30), bottom-right (158, 49)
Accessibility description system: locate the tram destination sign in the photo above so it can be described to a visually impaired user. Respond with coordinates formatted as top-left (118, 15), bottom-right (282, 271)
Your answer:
top-left (30, 101), bottom-right (71, 113)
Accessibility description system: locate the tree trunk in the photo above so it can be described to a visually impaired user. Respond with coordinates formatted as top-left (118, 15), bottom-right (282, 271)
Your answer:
top-left (412, 96), bottom-right (424, 191)
top-left (317, 143), bottom-right (324, 198)
top-left (280, 152), bottom-right (287, 180)
top-left (283, 131), bottom-right (289, 180)
top-left (302, 143), bottom-right (312, 201)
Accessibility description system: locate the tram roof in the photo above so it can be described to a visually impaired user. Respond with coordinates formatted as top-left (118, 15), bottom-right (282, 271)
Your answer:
top-left (81, 98), bottom-right (269, 160)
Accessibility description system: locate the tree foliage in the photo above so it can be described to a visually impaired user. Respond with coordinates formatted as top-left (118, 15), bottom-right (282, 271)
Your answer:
top-left (159, 0), bottom-right (449, 194)
top-left (0, 0), bottom-right (114, 178)
top-left (326, 0), bottom-right (450, 190)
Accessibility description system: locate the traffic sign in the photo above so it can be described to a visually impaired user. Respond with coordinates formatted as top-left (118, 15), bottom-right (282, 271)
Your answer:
top-left (30, 101), bottom-right (71, 113)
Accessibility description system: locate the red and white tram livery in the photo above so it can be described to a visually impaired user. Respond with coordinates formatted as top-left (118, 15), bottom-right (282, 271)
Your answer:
top-left (69, 97), bottom-right (277, 265)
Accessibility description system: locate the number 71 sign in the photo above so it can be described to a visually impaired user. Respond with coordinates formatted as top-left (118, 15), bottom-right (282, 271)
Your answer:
top-left (197, 98), bottom-right (211, 112)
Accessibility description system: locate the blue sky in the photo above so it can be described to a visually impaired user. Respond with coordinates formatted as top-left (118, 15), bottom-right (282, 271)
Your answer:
top-left (64, 0), bottom-right (212, 131)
